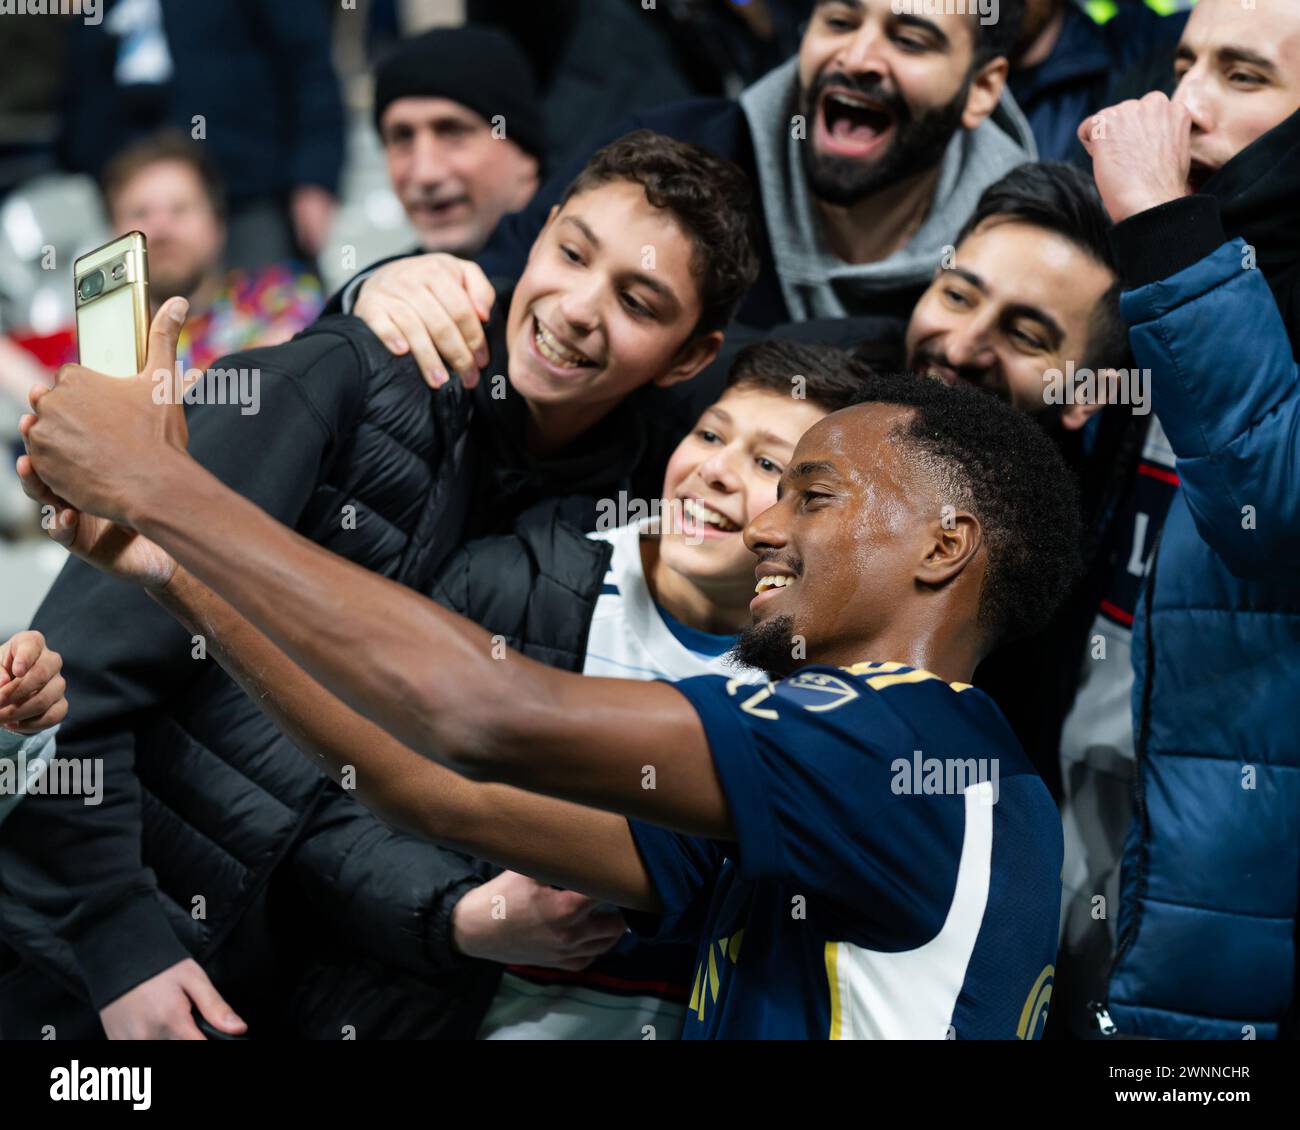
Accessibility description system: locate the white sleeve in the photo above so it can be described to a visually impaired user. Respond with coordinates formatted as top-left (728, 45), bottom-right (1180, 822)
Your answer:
top-left (340, 268), bottom-right (377, 315)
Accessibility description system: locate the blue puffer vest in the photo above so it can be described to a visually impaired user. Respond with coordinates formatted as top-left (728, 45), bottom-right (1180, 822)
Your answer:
top-left (1107, 241), bottom-right (1300, 1039)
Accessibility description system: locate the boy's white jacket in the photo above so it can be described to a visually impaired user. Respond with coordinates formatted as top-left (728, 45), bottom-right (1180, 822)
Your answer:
top-left (0, 725), bottom-right (58, 829)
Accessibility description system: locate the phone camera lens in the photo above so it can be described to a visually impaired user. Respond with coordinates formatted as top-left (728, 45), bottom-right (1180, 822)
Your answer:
top-left (78, 271), bottom-right (105, 300)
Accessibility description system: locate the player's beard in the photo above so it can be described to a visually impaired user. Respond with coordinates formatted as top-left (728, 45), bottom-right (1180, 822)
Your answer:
top-left (799, 73), bottom-right (970, 207)
top-left (731, 614), bottom-right (801, 679)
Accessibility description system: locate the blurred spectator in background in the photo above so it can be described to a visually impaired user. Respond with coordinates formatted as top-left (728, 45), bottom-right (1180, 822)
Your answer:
top-left (1009, 0), bottom-right (1187, 162)
top-left (468, 0), bottom-right (809, 168)
top-left (58, 0), bottom-right (344, 272)
top-left (373, 26), bottom-right (543, 257)
top-left (0, 132), bottom-right (323, 404)
top-left (102, 134), bottom-right (323, 372)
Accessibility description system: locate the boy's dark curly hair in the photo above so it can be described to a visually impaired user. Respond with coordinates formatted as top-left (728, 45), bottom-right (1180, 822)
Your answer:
top-left (560, 129), bottom-right (760, 336)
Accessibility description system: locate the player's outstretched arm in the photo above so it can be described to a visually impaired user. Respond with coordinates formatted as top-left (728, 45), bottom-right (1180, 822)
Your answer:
top-left (23, 342), bottom-right (733, 842)
top-left (134, 467), bottom-right (733, 840)
top-left (152, 566), bottom-right (662, 910)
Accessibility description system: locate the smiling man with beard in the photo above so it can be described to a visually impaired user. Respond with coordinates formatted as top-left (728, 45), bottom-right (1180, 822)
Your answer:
top-left (728, 0), bottom-right (1029, 322)
top-left (337, 0), bottom-right (1034, 384)
top-left (22, 358), bottom-right (1081, 1039)
top-left (904, 161), bottom-right (1124, 429)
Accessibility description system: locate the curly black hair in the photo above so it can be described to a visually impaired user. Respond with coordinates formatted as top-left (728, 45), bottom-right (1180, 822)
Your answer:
top-left (855, 370), bottom-right (1083, 646)
top-left (559, 129), bottom-right (760, 336)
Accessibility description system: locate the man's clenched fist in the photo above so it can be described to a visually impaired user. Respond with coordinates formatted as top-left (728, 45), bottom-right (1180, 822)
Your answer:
top-left (1079, 92), bottom-right (1194, 224)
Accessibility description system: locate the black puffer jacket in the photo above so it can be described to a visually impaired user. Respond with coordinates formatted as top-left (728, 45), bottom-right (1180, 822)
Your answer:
top-left (0, 291), bottom-right (695, 1039)
top-left (265, 502), bottom-right (628, 1039)
top-left (429, 497), bottom-right (612, 668)
top-left (0, 315), bottom-right (487, 1037)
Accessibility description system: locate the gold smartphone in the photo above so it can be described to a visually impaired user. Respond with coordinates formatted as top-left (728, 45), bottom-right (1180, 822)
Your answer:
top-left (74, 232), bottom-right (150, 376)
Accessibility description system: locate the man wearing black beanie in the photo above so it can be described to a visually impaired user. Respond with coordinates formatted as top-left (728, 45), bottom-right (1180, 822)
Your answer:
top-left (373, 26), bottom-right (544, 257)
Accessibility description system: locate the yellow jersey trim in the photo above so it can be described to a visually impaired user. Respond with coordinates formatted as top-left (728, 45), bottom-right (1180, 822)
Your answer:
top-left (843, 661), bottom-right (974, 694)
top-left (1016, 964), bottom-right (1055, 1040)
top-left (825, 942), bottom-right (843, 1040)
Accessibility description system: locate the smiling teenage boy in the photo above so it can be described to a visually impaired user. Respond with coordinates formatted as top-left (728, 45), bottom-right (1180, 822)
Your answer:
top-left (446, 129), bottom-right (759, 533)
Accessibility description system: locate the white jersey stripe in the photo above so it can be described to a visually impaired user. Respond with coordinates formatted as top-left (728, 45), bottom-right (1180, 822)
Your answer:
top-left (828, 781), bottom-right (994, 1039)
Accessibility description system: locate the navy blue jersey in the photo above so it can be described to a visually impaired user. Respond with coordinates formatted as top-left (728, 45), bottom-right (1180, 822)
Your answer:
top-left (628, 662), bottom-right (1063, 1040)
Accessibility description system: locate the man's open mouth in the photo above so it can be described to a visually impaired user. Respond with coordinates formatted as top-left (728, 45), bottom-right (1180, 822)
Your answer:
top-left (921, 361), bottom-right (960, 387)
top-left (754, 573), bottom-right (796, 594)
top-left (820, 89), bottom-right (894, 153)
top-left (532, 316), bottom-right (597, 371)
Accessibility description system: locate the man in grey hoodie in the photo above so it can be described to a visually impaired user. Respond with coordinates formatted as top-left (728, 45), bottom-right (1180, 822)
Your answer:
top-left (329, 1), bottom-right (1034, 384)
top-left (741, 0), bottom-right (1033, 321)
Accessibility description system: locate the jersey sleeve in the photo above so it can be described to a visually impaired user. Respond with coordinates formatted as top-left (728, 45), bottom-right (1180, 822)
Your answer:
top-left (670, 670), bottom-right (971, 947)
top-left (622, 821), bottom-right (724, 945)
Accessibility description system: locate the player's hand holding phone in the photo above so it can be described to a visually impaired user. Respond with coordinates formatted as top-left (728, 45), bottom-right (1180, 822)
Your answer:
top-left (17, 291), bottom-right (191, 588)
top-left (21, 296), bottom-right (191, 531)
top-left (14, 448), bottom-right (178, 593)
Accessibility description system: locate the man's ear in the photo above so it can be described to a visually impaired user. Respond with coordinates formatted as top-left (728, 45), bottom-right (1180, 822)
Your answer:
top-left (1061, 401), bottom-right (1104, 431)
top-left (916, 509), bottom-right (983, 589)
top-left (514, 151), bottom-right (542, 203)
top-left (1061, 365), bottom-right (1115, 431)
top-left (654, 330), bottom-right (724, 388)
top-left (961, 57), bottom-right (1009, 131)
